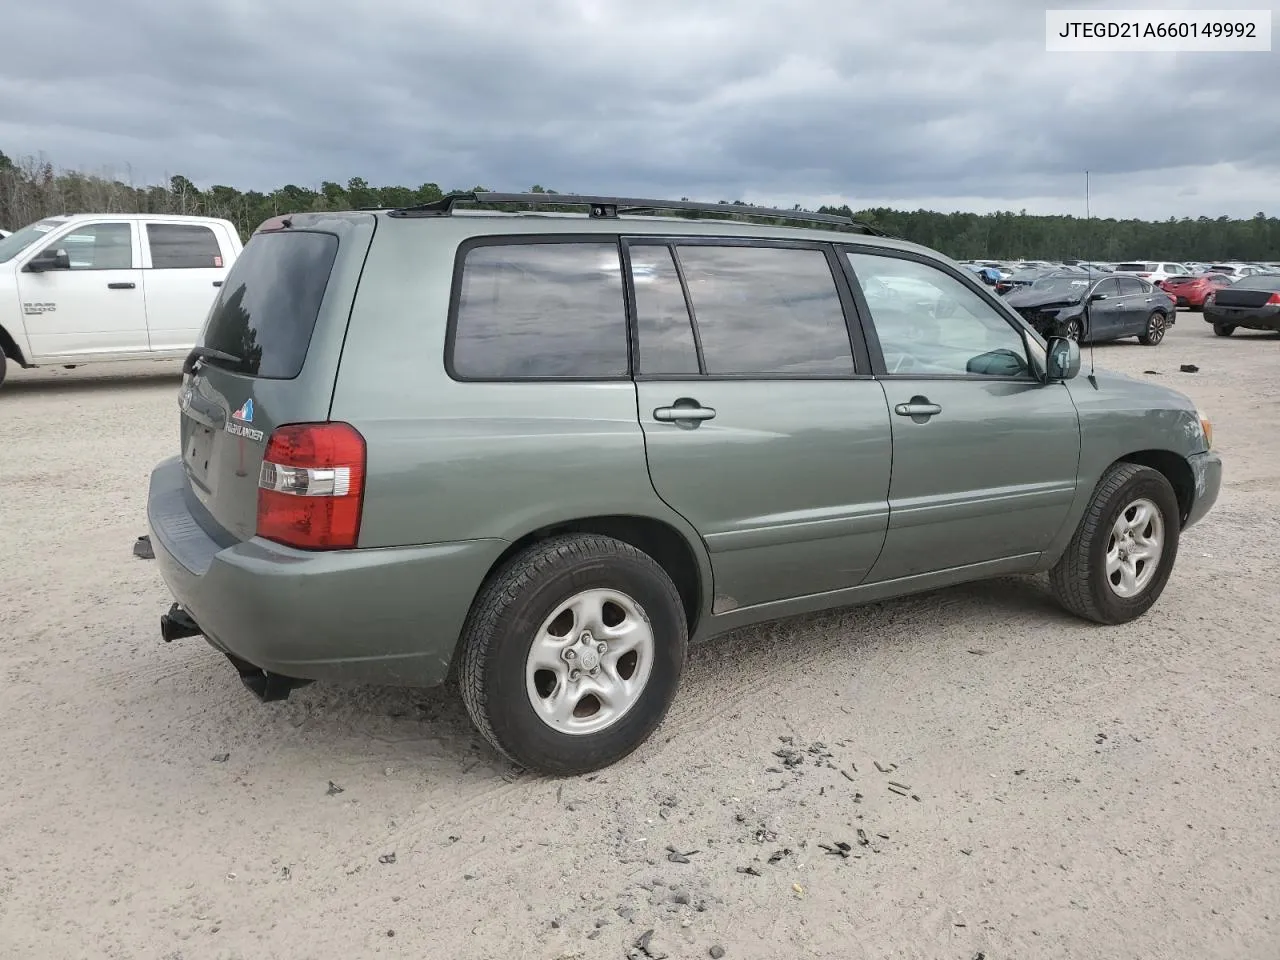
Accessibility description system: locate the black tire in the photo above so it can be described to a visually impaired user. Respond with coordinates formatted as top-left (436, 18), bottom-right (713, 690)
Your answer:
top-left (1212, 322), bottom-right (1236, 337)
top-left (458, 534), bottom-right (687, 775)
top-left (0, 351), bottom-right (7, 388)
top-left (1138, 311), bottom-right (1167, 345)
top-left (1049, 463), bottom-right (1181, 625)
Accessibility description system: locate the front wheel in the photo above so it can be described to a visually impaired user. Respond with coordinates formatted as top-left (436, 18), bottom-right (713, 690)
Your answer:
top-left (1049, 463), bottom-right (1180, 625)
top-left (457, 534), bottom-right (687, 775)
top-left (1212, 322), bottom-right (1236, 337)
top-left (1138, 311), bottom-right (1167, 345)
top-left (1062, 318), bottom-right (1083, 341)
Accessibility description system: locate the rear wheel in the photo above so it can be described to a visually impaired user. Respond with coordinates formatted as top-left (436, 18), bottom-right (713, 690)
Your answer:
top-left (458, 534), bottom-right (687, 775)
top-left (1138, 311), bottom-right (1167, 345)
top-left (1049, 463), bottom-right (1180, 625)
top-left (1212, 322), bottom-right (1236, 337)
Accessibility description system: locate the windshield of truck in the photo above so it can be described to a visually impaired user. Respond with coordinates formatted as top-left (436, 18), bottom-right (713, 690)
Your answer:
top-left (0, 219), bottom-right (65, 263)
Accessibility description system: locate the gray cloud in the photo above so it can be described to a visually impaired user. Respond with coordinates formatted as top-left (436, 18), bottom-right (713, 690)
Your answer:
top-left (1, 0), bottom-right (1276, 219)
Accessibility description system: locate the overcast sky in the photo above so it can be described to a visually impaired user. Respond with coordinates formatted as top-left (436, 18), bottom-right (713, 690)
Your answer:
top-left (1, 0), bottom-right (1276, 220)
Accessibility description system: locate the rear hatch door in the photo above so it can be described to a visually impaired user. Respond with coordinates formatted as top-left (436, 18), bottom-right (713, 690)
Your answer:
top-left (179, 214), bottom-right (376, 542)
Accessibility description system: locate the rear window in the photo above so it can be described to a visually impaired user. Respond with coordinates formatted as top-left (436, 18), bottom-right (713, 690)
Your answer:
top-left (147, 223), bottom-right (223, 269)
top-left (449, 240), bottom-right (628, 380)
top-left (1229, 274), bottom-right (1280, 291)
top-left (199, 230), bottom-right (338, 379)
top-left (1116, 263), bottom-right (1153, 271)
top-left (1209, 265), bottom-right (1236, 273)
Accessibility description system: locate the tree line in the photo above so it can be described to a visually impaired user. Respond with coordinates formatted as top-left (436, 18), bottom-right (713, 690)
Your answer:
top-left (2, 149), bottom-right (1276, 261)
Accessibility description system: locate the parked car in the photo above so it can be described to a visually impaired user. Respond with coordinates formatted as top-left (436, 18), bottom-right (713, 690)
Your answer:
top-left (1203, 273), bottom-right (1280, 336)
top-left (1159, 272), bottom-right (1233, 309)
top-left (0, 213), bottom-right (242, 387)
top-left (964, 264), bottom-right (1002, 286)
top-left (994, 267), bottom-right (1048, 295)
top-left (1005, 272), bottom-right (1175, 344)
top-left (1207, 263), bottom-right (1264, 280)
top-left (1113, 261), bottom-right (1191, 283)
top-left (146, 192), bottom-right (1221, 775)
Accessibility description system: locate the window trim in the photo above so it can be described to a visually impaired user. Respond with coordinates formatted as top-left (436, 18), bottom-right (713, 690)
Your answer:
top-left (444, 234), bottom-right (633, 384)
top-left (34, 220), bottom-right (137, 272)
top-left (838, 244), bottom-right (1043, 383)
top-left (143, 221), bottom-right (224, 270)
top-left (622, 235), bottom-right (874, 381)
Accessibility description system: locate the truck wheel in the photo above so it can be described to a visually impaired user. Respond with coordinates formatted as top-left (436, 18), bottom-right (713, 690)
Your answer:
top-left (1212, 323), bottom-right (1235, 337)
top-left (458, 534), bottom-right (687, 775)
top-left (1049, 463), bottom-right (1180, 625)
top-left (1138, 311), bottom-right (1167, 345)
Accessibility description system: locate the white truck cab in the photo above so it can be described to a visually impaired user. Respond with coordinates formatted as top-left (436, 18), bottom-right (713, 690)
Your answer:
top-left (0, 213), bottom-right (242, 386)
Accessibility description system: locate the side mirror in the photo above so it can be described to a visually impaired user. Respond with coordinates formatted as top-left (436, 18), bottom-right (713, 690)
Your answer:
top-left (1088, 291), bottom-right (1107, 302)
top-left (1046, 336), bottom-right (1081, 381)
top-left (25, 248), bottom-right (71, 272)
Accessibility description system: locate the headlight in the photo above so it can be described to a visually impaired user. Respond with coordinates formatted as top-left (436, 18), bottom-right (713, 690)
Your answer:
top-left (1198, 410), bottom-right (1213, 450)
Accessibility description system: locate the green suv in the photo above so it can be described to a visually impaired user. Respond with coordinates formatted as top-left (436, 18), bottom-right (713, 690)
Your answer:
top-left (148, 193), bottom-right (1222, 775)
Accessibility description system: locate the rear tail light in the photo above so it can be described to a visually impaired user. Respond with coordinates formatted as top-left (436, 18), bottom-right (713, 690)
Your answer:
top-left (257, 422), bottom-right (366, 550)
top-left (1267, 293), bottom-right (1280, 305)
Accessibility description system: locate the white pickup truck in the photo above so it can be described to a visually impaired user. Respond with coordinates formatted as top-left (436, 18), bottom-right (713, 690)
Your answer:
top-left (0, 213), bottom-right (243, 387)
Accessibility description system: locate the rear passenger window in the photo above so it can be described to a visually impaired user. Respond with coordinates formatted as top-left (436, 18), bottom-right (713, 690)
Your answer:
top-left (451, 241), bottom-right (628, 380)
top-left (673, 245), bottom-right (854, 375)
top-left (147, 224), bottom-right (223, 269)
top-left (1117, 277), bottom-right (1145, 295)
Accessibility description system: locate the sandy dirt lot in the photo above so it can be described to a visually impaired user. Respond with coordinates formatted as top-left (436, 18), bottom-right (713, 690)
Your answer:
top-left (1, 319), bottom-right (1277, 960)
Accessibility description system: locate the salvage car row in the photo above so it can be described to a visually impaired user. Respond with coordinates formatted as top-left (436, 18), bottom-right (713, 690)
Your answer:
top-left (959, 258), bottom-right (1280, 344)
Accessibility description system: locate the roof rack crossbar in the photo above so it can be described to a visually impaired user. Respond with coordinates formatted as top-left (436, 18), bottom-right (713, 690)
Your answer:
top-left (386, 191), bottom-right (889, 235)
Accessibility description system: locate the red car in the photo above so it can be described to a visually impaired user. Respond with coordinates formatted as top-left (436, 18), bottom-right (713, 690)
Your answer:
top-left (1159, 272), bottom-right (1233, 309)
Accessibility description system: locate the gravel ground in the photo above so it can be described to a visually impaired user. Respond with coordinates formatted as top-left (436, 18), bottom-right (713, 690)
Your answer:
top-left (1, 319), bottom-right (1277, 960)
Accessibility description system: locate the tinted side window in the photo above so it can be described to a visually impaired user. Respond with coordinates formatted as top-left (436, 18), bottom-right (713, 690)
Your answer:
top-left (1117, 277), bottom-right (1144, 295)
top-left (1095, 278), bottom-right (1121, 297)
top-left (451, 242), bottom-right (628, 380)
top-left (200, 231), bottom-right (338, 379)
top-left (630, 245), bottom-right (699, 375)
top-left (847, 252), bottom-right (1031, 378)
top-left (45, 222), bottom-right (133, 270)
top-left (148, 223), bottom-right (223, 269)
top-left (673, 245), bottom-right (854, 375)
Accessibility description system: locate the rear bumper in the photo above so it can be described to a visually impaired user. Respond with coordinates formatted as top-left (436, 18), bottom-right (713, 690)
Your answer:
top-left (1203, 305), bottom-right (1280, 331)
top-left (147, 456), bottom-right (507, 688)
top-left (1185, 450), bottom-right (1222, 530)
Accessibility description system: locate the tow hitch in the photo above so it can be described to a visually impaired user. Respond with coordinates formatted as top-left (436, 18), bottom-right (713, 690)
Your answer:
top-left (160, 603), bottom-right (202, 642)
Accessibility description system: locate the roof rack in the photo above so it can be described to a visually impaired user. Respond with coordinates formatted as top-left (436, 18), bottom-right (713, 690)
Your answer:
top-left (386, 191), bottom-right (890, 236)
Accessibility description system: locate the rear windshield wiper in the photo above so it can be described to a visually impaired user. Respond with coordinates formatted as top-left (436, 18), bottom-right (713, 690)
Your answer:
top-left (183, 345), bottom-right (242, 376)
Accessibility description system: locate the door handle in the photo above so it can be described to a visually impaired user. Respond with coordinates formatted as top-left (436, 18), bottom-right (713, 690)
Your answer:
top-left (212, 280), bottom-right (223, 287)
top-left (107, 282), bottom-right (136, 290)
top-left (894, 397), bottom-right (942, 420)
top-left (654, 403), bottom-right (716, 423)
